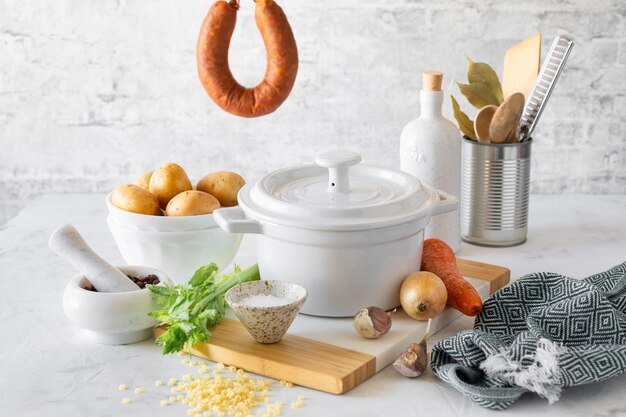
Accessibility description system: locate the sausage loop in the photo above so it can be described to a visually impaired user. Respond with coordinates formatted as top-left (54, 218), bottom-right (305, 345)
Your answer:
top-left (197, 0), bottom-right (299, 118)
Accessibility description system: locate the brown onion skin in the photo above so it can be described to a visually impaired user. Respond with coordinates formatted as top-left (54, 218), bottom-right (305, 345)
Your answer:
top-left (399, 272), bottom-right (448, 320)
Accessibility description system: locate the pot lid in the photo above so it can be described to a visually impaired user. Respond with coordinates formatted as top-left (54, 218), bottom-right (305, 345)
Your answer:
top-left (238, 150), bottom-right (437, 230)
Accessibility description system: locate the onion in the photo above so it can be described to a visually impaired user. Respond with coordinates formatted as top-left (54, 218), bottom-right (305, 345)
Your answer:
top-left (399, 272), bottom-right (447, 320)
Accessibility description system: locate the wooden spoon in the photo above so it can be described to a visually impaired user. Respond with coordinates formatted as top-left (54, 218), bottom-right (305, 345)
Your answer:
top-left (489, 93), bottom-right (525, 143)
top-left (474, 105), bottom-right (498, 143)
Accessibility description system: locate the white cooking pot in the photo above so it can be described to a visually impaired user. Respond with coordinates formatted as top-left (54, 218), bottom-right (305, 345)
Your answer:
top-left (214, 151), bottom-right (457, 317)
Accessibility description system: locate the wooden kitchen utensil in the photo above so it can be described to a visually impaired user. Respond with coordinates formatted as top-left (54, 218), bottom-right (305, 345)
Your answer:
top-left (49, 224), bottom-right (139, 292)
top-left (156, 258), bottom-right (510, 394)
top-left (474, 105), bottom-right (498, 143)
top-left (502, 33), bottom-right (541, 100)
top-left (489, 93), bottom-right (525, 143)
top-left (519, 35), bottom-right (574, 142)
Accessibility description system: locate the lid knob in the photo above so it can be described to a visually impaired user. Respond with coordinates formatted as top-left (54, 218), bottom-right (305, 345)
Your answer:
top-left (315, 150), bottom-right (362, 194)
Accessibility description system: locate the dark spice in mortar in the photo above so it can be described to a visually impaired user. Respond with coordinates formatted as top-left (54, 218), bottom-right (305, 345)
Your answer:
top-left (84, 274), bottom-right (160, 292)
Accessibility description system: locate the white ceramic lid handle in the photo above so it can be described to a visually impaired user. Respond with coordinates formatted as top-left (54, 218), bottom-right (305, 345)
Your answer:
top-left (214, 206), bottom-right (263, 234)
top-left (314, 150), bottom-right (362, 194)
top-left (432, 189), bottom-right (459, 216)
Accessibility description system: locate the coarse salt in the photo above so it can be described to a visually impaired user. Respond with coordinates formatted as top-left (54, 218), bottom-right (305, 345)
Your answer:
top-left (240, 294), bottom-right (293, 308)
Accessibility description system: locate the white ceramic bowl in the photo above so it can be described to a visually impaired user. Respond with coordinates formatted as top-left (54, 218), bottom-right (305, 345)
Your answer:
top-left (106, 192), bottom-right (216, 232)
top-left (62, 265), bottom-right (173, 345)
top-left (107, 215), bottom-right (242, 283)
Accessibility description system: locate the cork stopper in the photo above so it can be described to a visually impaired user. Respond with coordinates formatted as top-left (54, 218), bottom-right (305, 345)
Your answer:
top-left (422, 71), bottom-right (443, 92)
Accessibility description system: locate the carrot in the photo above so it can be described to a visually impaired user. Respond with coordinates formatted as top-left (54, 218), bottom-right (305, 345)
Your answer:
top-left (420, 239), bottom-right (483, 316)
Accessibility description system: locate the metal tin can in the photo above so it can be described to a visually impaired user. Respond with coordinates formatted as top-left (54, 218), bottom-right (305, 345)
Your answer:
top-left (461, 138), bottom-right (531, 246)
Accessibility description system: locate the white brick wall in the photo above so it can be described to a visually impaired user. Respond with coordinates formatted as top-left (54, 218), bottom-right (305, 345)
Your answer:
top-left (1, 0), bottom-right (625, 224)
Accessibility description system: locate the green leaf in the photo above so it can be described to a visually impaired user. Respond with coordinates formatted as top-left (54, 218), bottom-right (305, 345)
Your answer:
top-left (151, 292), bottom-right (178, 310)
top-left (451, 95), bottom-right (476, 140)
top-left (148, 309), bottom-right (173, 324)
top-left (190, 329), bottom-right (210, 346)
top-left (177, 321), bottom-right (195, 334)
top-left (147, 284), bottom-right (176, 297)
top-left (189, 263), bottom-right (219, 287)
top-left (457, 81), bottom-right (501, 109)
top-left (168, 292), bottom-right (193, 321)
top-left (199, 308), bottom-right (222, 327)
top-left (466, 56), bottom-right (504, 104)
top-left (169, 303), bottom-right (192, 322)
top-left (155, 325), bottom-right (187, 355)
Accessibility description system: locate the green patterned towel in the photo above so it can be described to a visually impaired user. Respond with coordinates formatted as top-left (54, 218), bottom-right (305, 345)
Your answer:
top-left (431, 262), bottom-right (626, 410)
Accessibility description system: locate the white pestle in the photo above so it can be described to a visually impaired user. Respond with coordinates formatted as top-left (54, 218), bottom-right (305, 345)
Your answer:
top-left (49, 224), bottom-right (140, 293)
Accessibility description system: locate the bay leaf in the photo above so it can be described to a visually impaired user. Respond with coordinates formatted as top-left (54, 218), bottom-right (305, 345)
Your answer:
top-left (457, 81), bottom-right (501, 109)
top-left (466, 56), bottom-right (504, 104)
top-left (451, 95), bottom-right (476, 140)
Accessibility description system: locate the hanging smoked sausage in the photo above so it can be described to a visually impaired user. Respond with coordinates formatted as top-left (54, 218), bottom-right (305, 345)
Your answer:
top-left (197, 0), bottom-right (298, 118)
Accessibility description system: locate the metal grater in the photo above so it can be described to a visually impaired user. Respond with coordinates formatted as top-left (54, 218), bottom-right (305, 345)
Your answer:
top-left (519, 35), bottom-right (574, 141)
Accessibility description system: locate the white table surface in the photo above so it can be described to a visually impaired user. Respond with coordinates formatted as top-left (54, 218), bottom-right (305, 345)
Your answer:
top-left (2, 193), bottom-right (625, 417)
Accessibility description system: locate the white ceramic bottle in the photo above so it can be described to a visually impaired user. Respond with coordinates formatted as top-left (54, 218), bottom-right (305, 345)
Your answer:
top-left (400, 71), bottom-right (462, 252)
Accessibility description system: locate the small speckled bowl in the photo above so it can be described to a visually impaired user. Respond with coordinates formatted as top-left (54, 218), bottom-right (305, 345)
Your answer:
top-left (225, 280), bottom-right (307, 344)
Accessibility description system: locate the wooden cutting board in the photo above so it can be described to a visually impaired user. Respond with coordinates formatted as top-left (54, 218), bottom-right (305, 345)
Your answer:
top-left (155, 259), bottom-right (510, 394)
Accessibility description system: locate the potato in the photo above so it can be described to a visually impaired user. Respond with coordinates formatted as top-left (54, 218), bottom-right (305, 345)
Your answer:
top-left (149, 163), bottom-right (193, 209)
top-left (134, 170), bottom-right (153, 190)
top-left (165, 190), bottom-right (220, 216)
top-left (111, 184), bottom-right (162, 216)
top-left (196, 171), bottom-right (245, 207)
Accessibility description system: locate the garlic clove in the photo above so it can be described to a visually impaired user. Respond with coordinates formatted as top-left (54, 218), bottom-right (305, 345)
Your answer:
top-left (353, 306), bottom-right (393, 339)
top-left (393, 340), bottom-right (428, 377)
top-left (354, 308), bottom-right (377, 338)
top-left (393, 318), bottom-right (431, 378)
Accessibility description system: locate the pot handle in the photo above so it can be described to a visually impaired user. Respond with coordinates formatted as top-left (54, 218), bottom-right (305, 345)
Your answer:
top-left (432, 189), bottom-right (459, 216)
top-left (213, 206), bottom-right (263, 234)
